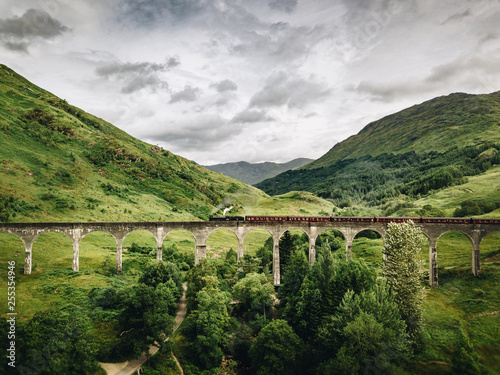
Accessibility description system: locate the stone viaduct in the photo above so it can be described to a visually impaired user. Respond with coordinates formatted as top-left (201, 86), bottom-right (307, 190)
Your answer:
top-left (0, 220), bottom-right (499, 286)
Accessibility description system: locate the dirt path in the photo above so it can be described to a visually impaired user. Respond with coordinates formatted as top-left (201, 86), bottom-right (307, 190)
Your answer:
top-left (99, 283), bottom-right (187, 375)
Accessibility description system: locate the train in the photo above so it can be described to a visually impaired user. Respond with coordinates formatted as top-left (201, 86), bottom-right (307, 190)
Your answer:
top-left (208, 215), bottom-right (500, 224)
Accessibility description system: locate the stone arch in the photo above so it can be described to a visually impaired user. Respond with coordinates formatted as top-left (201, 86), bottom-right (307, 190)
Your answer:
top-left (206, 228), bottom-right (240, 262)
top-left (243, 228), bottom-right (274, 271)
top-left (315, 228), bottom-right (347, 253)
top-left (436, 230), bottom-right (473, 245)
top-left (162, 229), bottom-right (196, 270)
top-left (352, 228), bottom-right (385, 242)
top-left (79, 230), bottom-right (118, 274)
top-left (122, 229), bottom-right (159, 251)
top-left (121, 230), bottom-right (159, 274)
top-left (351, 228), bottom-right (385, 268)
top-left (31, 231), bottom-right (74, 273)
top-left (435, 230), bottom-right (474, 283)
top-left (31, 229), bottom-right (74, 247)
top-left (81, 229), bottom-right (118, 243)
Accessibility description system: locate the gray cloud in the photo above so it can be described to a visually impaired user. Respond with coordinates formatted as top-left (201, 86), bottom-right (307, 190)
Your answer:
top-left (0, 9), bottom-right (69, 38)
top-left (210, 79), bottom-right (238, 92)
top-left (356, 51), bottom-right (500, 102)
top-left (231, 109), bottom-right (274, 123)
top-left (4, 41), bottom-right (29, 53)
top-left (230, 22), bottom-right (326, 63)
top-left (250, 71), bottom-right (331, 109)
top-left (145, 114), bottom-right (241, 151)
top-left (170, 85), bottom-right (200, 103)
top-left (96, 59), bottom-right (177, 94)
top-left (0, 9), bottom-right (69, 52)
top-left (441, 9), bottom-right (472, 24)
top-left (268, 0), bottom-right (298, 13)
top-left (118, 0), bottom-right (205, 25)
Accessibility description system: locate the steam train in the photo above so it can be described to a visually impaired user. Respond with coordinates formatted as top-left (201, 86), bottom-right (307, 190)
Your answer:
top-left (208, 215), bottom-right (500, 224)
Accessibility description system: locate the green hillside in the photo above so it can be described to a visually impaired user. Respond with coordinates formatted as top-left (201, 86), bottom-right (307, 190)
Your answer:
top-left (307, 91), bottom-right (500, 169)
top-left (0, 64), bottom-right (331, 222)
top-left (256, 91), bottom-right (500, 216)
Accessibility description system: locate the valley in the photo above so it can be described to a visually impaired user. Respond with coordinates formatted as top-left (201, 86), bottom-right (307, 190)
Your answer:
top-left (0, 64), bottom-right (499, 374)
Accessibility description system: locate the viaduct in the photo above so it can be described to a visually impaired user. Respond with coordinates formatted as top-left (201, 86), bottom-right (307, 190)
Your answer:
top-left (1, 220), bottom-right (499, 287)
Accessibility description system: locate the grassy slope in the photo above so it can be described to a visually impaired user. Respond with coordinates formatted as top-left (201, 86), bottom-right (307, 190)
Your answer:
top-left (307, 91), bottom-right (500, 169)
top-left (394, 164), bottom-right (500, 218)
top-left (0, 64), bottom-right (266, 222)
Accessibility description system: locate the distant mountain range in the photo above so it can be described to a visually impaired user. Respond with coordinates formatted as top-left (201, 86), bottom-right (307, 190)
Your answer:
top-left (204, 158), bottom-right (313, 185)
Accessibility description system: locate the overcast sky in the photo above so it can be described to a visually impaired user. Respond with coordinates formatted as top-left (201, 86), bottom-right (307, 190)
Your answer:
top-left (1, 0), bottom-right (499, 165)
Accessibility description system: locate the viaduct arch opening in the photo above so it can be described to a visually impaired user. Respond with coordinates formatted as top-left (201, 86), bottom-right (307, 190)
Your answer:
top-left (80, 231), bottom-right (117, 274)
top-left (163, 230), bottom-right (196, 271)
top-left (351, 229), bottom-right (384, 269)
top-left (32, 231), bottom-right (73, 273)
top-left (206, 228), bottom-right (239, 261)
top-left (436, 231), bottom-right (473, 284)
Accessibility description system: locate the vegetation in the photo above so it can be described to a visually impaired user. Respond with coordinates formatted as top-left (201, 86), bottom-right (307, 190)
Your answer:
top-left (257, 144), bottom-right (500, 215)
top-left (383, 221), bottom-right (425, 344)
top-left (0, 64), bottom-right (332, 223)
top-left (1, 64), bottom-right (499, 374)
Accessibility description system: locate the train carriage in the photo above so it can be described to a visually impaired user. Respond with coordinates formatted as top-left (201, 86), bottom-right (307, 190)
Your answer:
top-left (245, 216), bottom-right (288, 222)
top-left (288, 216), bottom-right (330, 222)
top-left (421, 217), bottom-right (472, 224)
top-left (376, 217), bottom-right (421, 223)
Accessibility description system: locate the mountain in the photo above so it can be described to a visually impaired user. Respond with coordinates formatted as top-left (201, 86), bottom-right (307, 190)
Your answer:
top-left (0, 64), bottom-right (267, 222)
top-left (204, 158), bottom-right (313, 185)
top-left (0, 64), bottom-right (336, 223)
top-left (256, 91), bottom-right (500, 217)
top-left (305, 91), bottom-right (500, 169)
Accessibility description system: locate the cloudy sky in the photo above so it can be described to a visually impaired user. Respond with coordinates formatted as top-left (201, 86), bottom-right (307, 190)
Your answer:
top-left (1, 0), bottom-right (499, 165)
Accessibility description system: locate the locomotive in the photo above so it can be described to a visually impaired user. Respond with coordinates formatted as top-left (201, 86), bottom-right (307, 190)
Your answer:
top-left (208, 215), bottom-right (500, 224)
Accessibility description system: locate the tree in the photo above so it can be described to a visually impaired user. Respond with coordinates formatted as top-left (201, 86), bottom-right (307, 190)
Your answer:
top-left (232, 272), bottom-right (274, 320)
top-left (183, 277), bottom-right (232, 370)
top-left (278, 249), bottom-right (310, 321)
top-left (279, 230), bottom-right (295, 275)
top-left (249, 319), bottom-right (301, 375)
top-left (186, 258), bottom-right (218, 311)
top-left (316, 281), bottom-right (411, 374)
top-left (383, 220), bottom-right (425, 343)
top-left (139, 260), bottom-right (183, 298)
top-left (118, 283), bottom-right (176, 358)
top-left (287, 244), bottom-right (376, 339)
top-left (16, 306), bottom-right (99, 375)
top-left (256, 236), bottom-right (273, 273)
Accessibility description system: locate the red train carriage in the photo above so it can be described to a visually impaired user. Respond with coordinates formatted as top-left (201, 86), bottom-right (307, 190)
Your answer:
top-left (470, 218), bottom-right (500, 224)
top-left (245, 216), bottom-right (288, 222)
top-left (335, 217), bottom-right (374, 223)
top-left (421, 217), bottom-right (472, 224)
top-left (330, 216), bottom-right (352, 222)
top-left (288, 216), bottom-right (330, 222)
top-left (376, 217), bottom-right (421, 223)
